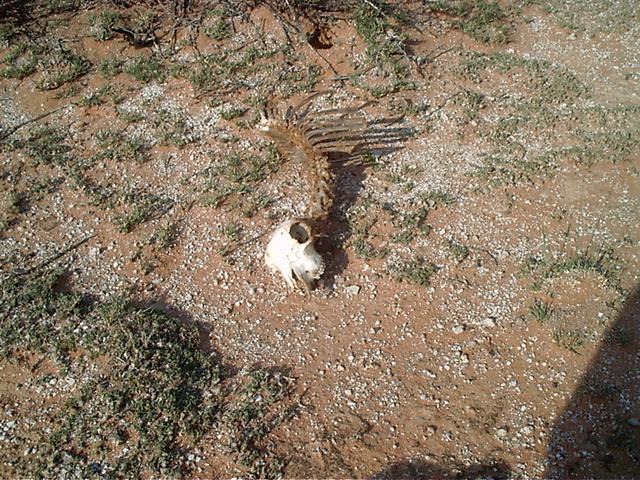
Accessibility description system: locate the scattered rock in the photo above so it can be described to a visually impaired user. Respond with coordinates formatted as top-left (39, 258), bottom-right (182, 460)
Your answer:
top-left (345, 285), bottom-right (361, 295)
top-left (482, 317), bottom-right (496, 328)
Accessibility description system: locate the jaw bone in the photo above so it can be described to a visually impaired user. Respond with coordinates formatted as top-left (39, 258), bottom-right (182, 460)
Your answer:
top-left (264, 219), bottom-right (324, 292)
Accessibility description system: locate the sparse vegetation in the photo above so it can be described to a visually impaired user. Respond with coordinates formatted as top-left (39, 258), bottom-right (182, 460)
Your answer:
top-left (114, 190), bottom-right (172, 233)
top-left (391, 206), bottom-right (430, 244)
top-left (0, 270), bottom-right (294, 478)
top-left (98, 57), bottom-right (124, 78)
top-left (469, 151), bottom-right (557, 188)
top-left (6, 123), bottom-right (73, 166)
top-left (530, 298), bottom-right (553, 323)
top-left (352, 0), bottom-right (407, 67)
top-left (181, 42), bottom-right (282, 96)
top-left (196, 145), bottom-right (283, 209)
top-left (428, 0), bottom-right (513, 44)
top-left (35, 47), bottom-right (91, 90)
top-left (95, 129), bottom-right (150, 163)
top-left (347, 201), bottom-right (389, 260)
top-left (89, 10), bottom-right (123, 41)
top-left (446, 239), bottom-right (470, 262)
top-left (349, 0), bottom-right (417, 97)
top-left (203, 7), bottom-right (232, 40)
top-left (544, 247), bottom-right (622, 293)
top-left (391, 256), bottom-right (438, 287)
top-left (420, 190), bottom-right (457, 208)
top-left (151, 220), bottom-right (180, 250)
top-left (552, 326), bottom-right (586, 353)
top-left (0, 42), bottom-right (40, 79)
top-left (1, 1), bottom-right (638, 478)
top-left (606, 326), bottom-right (633, 347)
top-left (124, 55), bottom-right (166, 83)
top-left (220, 106), bottom-right (247, 121)
top-left (217, 222), bottom-right (241, 259)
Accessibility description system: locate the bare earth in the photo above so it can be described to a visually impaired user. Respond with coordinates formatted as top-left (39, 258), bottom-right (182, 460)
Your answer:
top-left (1, 1), bottom-right (639, 479)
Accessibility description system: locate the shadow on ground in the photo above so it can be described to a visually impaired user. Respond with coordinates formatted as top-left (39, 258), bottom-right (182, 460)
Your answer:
top-left (371, 459), bottom-right (511, 479)
top-left (319, 119), bottom-right (413, 288)
top-left (545, 284), bottom-right (640, 478)
top-left (368, 286), bottom-right (639, 480)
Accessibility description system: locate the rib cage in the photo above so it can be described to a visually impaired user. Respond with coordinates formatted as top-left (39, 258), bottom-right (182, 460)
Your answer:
top-left (260, 92), bottom-right (412, 291)
top-left (259, 91), bottom-right (372, 221)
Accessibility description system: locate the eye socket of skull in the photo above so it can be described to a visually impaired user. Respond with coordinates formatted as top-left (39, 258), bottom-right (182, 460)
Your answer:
top-left (289, 222), bottom-right (310, 243)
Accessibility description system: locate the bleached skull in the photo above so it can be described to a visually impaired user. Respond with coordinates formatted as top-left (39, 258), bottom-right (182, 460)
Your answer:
top-left (264, 219), bottom-right (324, 292)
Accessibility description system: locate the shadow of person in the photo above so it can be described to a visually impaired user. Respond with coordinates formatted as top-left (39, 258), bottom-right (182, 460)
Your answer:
top-left (545, 284), bottom-right (640, 478)
top-left (371, 458), bottom-right (511, 480)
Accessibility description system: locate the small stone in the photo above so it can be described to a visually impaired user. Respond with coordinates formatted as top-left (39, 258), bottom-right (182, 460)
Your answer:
top-left (482, 317), bottom-right (496, 327)
top-left (452, 325), bottom-right (464, 334)
top-left (345, 285), bottom-right (360, 295)
top-left (496, 427), bottom-right (508, 438)
top-left (521, 425), bottom-right (534, 434)
top-left (425, 425), bottom-right (436, 435)
top-left (628, 418), bottom-right (640, 427)
top-left (460, 353), bottom-right (469, 364)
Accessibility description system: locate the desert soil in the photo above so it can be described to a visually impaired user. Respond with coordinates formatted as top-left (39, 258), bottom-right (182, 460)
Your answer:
top-left (1, 1), bottom-right (639, 479)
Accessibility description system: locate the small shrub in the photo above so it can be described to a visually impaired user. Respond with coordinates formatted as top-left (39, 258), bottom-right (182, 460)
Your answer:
top-left (124, 55), bottom-right (165, 83)
top-left (89, 10), bottom-right (123, 41)
top-left (98, 57), bottom-right (124, 78)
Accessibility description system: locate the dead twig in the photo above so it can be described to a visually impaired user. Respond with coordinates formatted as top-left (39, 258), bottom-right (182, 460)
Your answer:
top-left (307, 43), bottom-right (338, 76)
top-left (424, 91), bottom-right (464, 120)
top-left (0, 106), bottom-right (67, 143)
top-left (7, 234), bottom-right (97, 277)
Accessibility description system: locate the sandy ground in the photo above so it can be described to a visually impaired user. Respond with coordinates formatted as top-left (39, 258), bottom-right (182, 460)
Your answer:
top-left (1, 1), bottom-right (639, 478)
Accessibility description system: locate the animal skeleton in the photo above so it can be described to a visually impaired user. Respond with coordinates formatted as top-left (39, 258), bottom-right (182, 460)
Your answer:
top-left (259, 91), bottom-right (373, 292)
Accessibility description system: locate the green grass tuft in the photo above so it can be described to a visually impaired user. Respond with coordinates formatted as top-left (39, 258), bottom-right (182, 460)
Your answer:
top-left (392, 256), bottom-right (439, 286)
top-left (0, 42), bottom-right (40, 79)
top-left (429, 0), bottom-right (513, 44)
top-left (98, 57), bottom-right (124, 78)
top-left (124, 55), bottom-right (166, 83)
top-left (530, 298), bottom-right (553, 323)
top-left (35, 48), bottom-right (91, 90)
